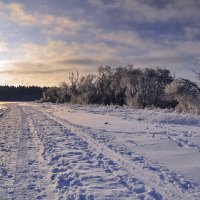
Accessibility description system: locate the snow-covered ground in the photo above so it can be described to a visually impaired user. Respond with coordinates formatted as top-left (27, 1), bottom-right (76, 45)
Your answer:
top-left (0, 104), bottom-right (8, 116)
top-left (0, 102), bottom-right (200, 199)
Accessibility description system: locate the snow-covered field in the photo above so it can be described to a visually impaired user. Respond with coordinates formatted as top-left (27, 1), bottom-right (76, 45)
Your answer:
top-left (0, 102), bottom-right (200, 200)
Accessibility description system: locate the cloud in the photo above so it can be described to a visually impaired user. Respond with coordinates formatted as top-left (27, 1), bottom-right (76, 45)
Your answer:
top-left (59, 58), bottom-right (96, 65)
top-left (88, 0), bottom-right (200, 23)
top-left (13, 40), bottom-right (117, 63)
top-left (2, 31), bottom-right (200, 73)
top-left (2, 36), bottom-right (199, 77)
top-left (184, 26), bottom-right (200, 40)
top-left (94, 28), bottom-right (200, 71)
top-left (0, 40), bottom-right (8, 52)
top-left (0, 39), bottom-right (119, 80)
top-left (96, 31), bottom-right (143, 47)
top-left (40, 15), bottom-right (85, 36)
top-left (0, 63), bottom-right (96, 75)
top-left (0, 0), bottom-right (199, 86)
top-left (0, 64), bottom-right (68, 75)
top-left (0, 2), bottom-right (84, 36)
top-left (0, 2), bottom-right (37, 25)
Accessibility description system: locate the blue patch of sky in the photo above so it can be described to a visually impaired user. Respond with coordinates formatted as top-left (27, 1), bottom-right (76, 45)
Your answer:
top-left (133, 22), bottom-right (184, 40)
top-left (19, 26), bottom-right (48, 45)
top-left (0, 22), bottom-right (24, 48)
top-left (1, 22), bottom-right (47, 47)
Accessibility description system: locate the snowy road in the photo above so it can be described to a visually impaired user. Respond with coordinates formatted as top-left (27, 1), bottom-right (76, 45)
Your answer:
top-left (0, 103), bottom-right (200, 199)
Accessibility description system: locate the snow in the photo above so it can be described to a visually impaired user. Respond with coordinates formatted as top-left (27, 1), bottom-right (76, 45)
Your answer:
top-left (0, 102), bottom-right (200, 199)
top-left (0, 104), bottom-right (8, 116)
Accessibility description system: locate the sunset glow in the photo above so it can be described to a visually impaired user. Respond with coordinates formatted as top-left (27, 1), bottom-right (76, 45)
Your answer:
top-left (0, 0), bottom-right (200, 86)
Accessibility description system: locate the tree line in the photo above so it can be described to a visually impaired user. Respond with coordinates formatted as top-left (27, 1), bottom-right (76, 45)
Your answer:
top-left (0, 86), bottom-right (46, 101)
top-left (1, 66), bottom-right (199, 114)
top-left (40, 66), bottom-right (200, 113)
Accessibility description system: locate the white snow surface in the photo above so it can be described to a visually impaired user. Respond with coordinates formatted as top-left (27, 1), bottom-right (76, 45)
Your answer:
top-left (0, 102), bottom-right (200, 200)
top-left (0, 104), bottom-right (8, 116)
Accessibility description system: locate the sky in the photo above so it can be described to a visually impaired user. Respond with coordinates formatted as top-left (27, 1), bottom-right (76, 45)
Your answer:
top-left (0, 0), bottom-right (200, 86)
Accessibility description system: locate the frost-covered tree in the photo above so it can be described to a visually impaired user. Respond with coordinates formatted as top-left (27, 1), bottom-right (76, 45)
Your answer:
top-left (110, 67), bottom-right (127, 106)
top-left (68, 71), bottom-right (79, 103)
top-left (165, 79), bottom-right (200, 114)
top-left (154, 68), bottom-right (174, 108)
top-left (124, 67), bottom-right (173, 108)
top-left (58, 82), bottom-right (71, 103)
top-left (40, 66), bottom-right (174, 109)
top-left (76, 74), bottom-right (97, 104)
top-left (124, 67), bottom-right (143, 108)
top-left (95, 66), bottom-right (114, 105)
top-left (192, 69), bottom-right (200, 82)
top-left (42, 87), bottom-right (60, 103)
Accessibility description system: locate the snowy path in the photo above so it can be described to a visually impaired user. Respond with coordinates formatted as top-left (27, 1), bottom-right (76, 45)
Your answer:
top-left (0, 106), bottom-right (21, 199)
top-left (0, 105), bottom-right (54, 200)
top-left (0, 103), bottom-right (200, 199)
top-left (12, 106), bottom-right (54, 200)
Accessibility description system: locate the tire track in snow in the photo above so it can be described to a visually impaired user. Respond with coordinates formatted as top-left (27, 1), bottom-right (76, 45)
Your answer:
top-left (32, 105), bottom-right (200, 200)
top-left (12, 106), bottom-right (54, 200)
top-left (28, 106), bottom-right (140, 199)
top-left (0, 105), bottom-right (21, 200)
